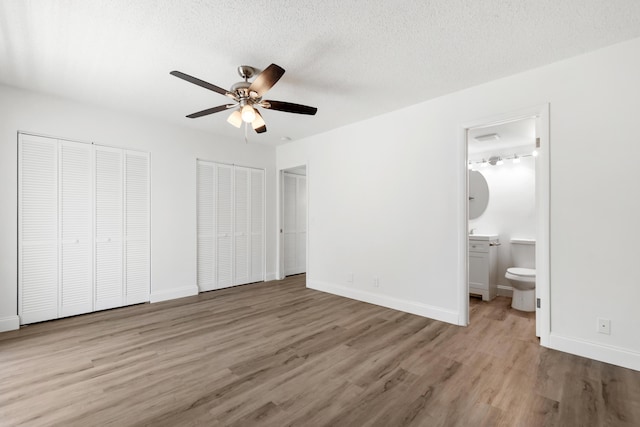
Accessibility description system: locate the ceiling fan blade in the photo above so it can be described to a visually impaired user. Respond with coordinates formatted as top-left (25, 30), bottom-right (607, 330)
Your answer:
top-left (248, 64), bottom-right (285, 97)
top-left (263, 100), bottom-right (317, 115)
top-left (170, 70), bottom-right (233, 98)
top-left (186, 104), bottom-right (235, 119)
top-left (252, 110), bottom-right (267, 134)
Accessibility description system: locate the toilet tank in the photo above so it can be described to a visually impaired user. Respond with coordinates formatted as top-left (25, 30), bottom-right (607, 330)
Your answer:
top-left (510, 238), bottom-right (535, 268)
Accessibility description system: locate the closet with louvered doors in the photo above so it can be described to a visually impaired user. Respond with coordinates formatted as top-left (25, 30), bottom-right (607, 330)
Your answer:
top-left (18, 133), bottom-right (150, 325)
top-left (197, 160), bottom-right (264, 292)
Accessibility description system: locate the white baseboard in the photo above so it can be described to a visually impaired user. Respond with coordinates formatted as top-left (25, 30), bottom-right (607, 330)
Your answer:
top-left (0, 315), bottom-right (20, 332)
top-left (265, 272), bottom-right (277, 281)
top-left (548, 332), bottom-right (640, 372)
top-left (307, 280), bottom-right (459, 325)
top-left (497, 285), bottom-right (513, 297)
top-left (150, 285), bottom-right (199, 303)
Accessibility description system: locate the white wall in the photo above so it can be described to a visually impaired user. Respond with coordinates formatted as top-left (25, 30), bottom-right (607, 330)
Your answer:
top-left (0, 84), bottom-right (277, 331)
top-left (469, 157), bottom-right (536, 291)
top-left (278, 37), bottom-right (640, 371)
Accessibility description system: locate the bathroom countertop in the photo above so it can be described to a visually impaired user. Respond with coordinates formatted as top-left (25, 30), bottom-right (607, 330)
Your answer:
top-left (468, 234), bottom-right (498, 241)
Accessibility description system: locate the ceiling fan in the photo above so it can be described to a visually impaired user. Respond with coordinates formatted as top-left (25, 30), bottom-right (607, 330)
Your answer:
top-left (170, 64), bottom-right (317, 134)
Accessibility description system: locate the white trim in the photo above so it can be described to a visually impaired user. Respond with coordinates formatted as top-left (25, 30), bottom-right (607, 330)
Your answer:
top-left (18, 130), bottom-right (93, 145)
top-left (0, 316), bottom-right (20, 332)
top-left (150, 285), bottom-right (198, 303)
top-left (497, 284), bottom-right (514, 297)
top-left (265, 272), bottom-right (277, 281)
top-left (459, 104), bottom-right (551, 343)
top-left (195, 157), bottom-right (265, 171)
top-left (549, 333), bottom-right (640, 372)
top-left (308, 280), bottom-right (459, 325)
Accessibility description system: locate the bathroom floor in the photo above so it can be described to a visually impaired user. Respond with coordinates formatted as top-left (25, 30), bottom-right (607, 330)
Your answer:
top-left (470, 295), bottom-right (536, 324)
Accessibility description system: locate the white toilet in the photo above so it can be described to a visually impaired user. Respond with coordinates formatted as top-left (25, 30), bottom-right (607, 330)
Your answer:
top-left (505, 239), bottom-right (536, 312)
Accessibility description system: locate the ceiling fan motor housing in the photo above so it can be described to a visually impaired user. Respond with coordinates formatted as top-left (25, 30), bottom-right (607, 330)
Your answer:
top-left (237, 65), bottom-right (257, 80)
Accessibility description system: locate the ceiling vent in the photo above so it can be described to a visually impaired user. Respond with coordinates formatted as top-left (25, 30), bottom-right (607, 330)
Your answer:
top-left (474, 133), bottom-right (500, 142)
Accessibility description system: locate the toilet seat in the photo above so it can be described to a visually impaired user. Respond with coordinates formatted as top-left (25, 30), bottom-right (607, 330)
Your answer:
top-left (506, 267), bottom-right (535, 278)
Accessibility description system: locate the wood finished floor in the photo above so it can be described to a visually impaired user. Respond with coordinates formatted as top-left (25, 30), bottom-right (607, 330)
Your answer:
top-left (1, 275), bottom-right (639, 426)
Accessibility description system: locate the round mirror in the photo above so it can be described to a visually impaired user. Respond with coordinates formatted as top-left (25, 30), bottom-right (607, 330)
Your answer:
top-left (469, 170), bottom-right (489, 219)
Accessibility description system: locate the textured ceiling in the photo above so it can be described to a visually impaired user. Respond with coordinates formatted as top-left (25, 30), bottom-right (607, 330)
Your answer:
top-left (2, 1), bottom-right (640, 146)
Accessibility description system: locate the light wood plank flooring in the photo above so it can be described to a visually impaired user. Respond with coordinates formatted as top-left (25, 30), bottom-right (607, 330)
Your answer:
top-left (1, 275), bottom-right (639, 426)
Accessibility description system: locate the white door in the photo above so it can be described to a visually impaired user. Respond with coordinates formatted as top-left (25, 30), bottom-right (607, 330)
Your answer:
top-left (95, 146), bottom-right (124, 310)
top-left (197, 161), bottom-right (265, 290)
top-left (58, 141), bottom-right (93, 317)
top-left (216, 163), bottom-right (234, 288)
top-left (234, 167), bottom-right (250, 285)
top-left (284, 173), bottom-right (306, 276)
top-left (18, 134), bottom-right (150, 324)
top-left (197, 161), bottom-right (215, 291)
top-left (296, 176), bottom-right (307, 274)
top-left (18, 134), bottom-right (59, 324)
top-left (124, 150), bottom-right (150, 304)
top-left (250, 169), bottom-right (265, 283)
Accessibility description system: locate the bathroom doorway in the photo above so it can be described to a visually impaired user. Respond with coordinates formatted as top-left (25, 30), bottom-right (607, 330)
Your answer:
top-left (462, 105), bottom-right (550, 344)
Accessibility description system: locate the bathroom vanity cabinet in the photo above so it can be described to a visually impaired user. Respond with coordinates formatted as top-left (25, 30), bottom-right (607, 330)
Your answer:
top-left (469, 234), bottom-right (499, 301)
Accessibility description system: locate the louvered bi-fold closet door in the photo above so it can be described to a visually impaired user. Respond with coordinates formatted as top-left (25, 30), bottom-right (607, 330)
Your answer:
top-left (18, 134), bottom-right (59, 324)
top-left (250, 169), bottom-right (265, 283)
top-left (124, 150), bottom-right (150, 304)
top-left (234, 167), bottom-right (250, 286)
top-left (197, 161), bottom-right (215, 291)
top-left (197, 162), bottom-right (264, 291)
top-left (95, 146), bottom-right (124, 310)
top-left (59, 141), bottom-right (94, 317)
top-left (216, 163), bottom-right (234, 289)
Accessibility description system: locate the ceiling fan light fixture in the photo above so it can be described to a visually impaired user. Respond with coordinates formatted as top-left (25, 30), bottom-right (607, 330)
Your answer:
top-left (227, 110), bottom-right (243, 128)
top-left (241, 105), bottom-right (256, 123)
top-left (252, 112), bottom-right (266, 130)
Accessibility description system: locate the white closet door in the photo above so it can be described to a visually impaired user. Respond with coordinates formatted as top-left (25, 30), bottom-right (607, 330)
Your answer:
top-left (234, 167), bottom-right (250, 285)
top-left (216, 163), bottom-right (233, 288)
top-left (250, 169), bottom-right (265, 283)
top-left (59, 141), bottom-right (94, 317)
top-left (95, 146), bottom-right (124, 310)
top-left (296, 176), bottom-right (307, 274)
top-left (124, 150), bottom-right (150, 304)
top-left (18, 134), bottom-right (59, 324)
top-left (197, 161), bottom-right (215, 291)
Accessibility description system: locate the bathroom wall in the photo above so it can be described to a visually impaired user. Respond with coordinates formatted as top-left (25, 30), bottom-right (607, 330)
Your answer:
top-left (469, 156), bottom-right (536, 294)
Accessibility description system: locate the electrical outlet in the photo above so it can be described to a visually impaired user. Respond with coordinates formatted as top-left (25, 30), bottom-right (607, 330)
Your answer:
top-left (597, 318), bottom-right (611, 335)
top-left (373, 277), bottom-right (379, 288)
top-left (347, 273), bottom-right (354, 283)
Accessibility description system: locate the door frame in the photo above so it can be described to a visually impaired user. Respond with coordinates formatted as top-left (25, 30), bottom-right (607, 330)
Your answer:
top-left (458, 104), bottom-right (550, 346)
top-left (277, 164), bottom-right (308, 280)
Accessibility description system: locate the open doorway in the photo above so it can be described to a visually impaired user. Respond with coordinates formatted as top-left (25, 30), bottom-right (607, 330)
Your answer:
top-left (280, 165), bottom-right (307, 278)
top-left (468, 118), bottom-right (537, 331)
top-left (462, 105), bottom-right (550, 345)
